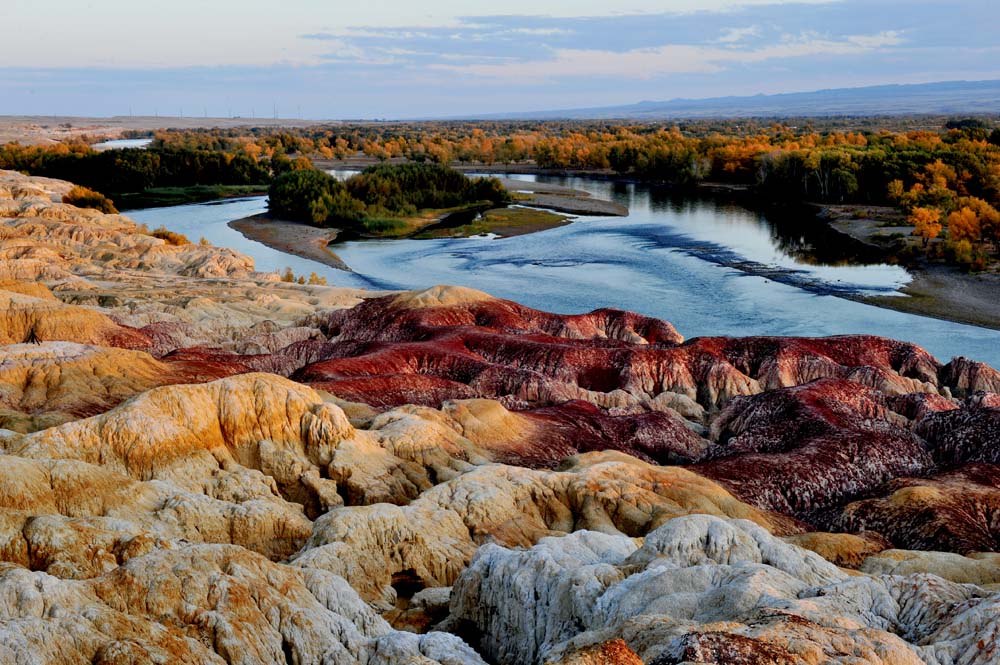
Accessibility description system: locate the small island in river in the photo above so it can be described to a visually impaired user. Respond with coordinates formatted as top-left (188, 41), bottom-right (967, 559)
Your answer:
top-left (228, 166), bottom-right (626, 271)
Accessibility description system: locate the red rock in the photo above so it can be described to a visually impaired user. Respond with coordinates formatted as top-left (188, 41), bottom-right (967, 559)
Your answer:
top-left (833, 464), bottom-right (1000, 553)
top-left (693, 379), bottom-right (933, 519)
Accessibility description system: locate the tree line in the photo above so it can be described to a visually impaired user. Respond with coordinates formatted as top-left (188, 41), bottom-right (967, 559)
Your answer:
top-left (0, 142), bottom-right (274, 197)
top-left (6, 116), bottom-right (1000, 267)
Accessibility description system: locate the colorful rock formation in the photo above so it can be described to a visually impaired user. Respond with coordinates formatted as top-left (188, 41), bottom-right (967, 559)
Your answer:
top-left (2, 170), bottom-right (999, 664)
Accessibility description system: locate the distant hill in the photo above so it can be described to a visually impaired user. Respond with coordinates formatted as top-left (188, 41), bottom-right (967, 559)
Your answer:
top-left (460, 80), bottom-right (1000, 120)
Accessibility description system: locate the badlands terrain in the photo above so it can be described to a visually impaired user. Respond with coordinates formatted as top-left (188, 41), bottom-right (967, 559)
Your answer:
top-left (1, 168), bottom-right (999, 664)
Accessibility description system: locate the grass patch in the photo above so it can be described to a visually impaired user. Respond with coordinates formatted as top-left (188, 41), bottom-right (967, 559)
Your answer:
top-left (361, 217), bottom-right (409, 234)
top-left (415, 206), bottom-right (570, 239)
top-left (116, 184), bottom-right (268, 209)
top-left (350, 202), bottom-right (493, 238)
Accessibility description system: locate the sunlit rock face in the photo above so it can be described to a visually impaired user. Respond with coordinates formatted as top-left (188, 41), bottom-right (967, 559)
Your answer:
top-left (447, 515), bottom-right (999, 665)
top-left (3, 171), bottom-right (1000, 664)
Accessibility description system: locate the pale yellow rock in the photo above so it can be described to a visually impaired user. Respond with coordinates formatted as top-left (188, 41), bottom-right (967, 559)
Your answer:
top-left (391, 284), bottom-right (495, 309)
top-left (861, 549), bottom-right (1000, 585)
top-left (0, 342), bottom-right (174, 432)
top-left (0, 544), bottom-right (486, 664)
top-left (294, 451), bottom-right (798, 608)
top-left (784, 531), bottom-right (890, 569)
top-left (0, 290), bottom-right (134, 346)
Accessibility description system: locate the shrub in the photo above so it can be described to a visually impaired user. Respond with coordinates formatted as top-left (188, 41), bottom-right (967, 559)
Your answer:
top-left (63, 186), bottom-right (118, 214)
top-left (150, 226), bottom-right (190, 245)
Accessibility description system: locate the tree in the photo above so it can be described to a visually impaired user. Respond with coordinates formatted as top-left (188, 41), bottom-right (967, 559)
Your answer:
top-left (886, 179), bottom-right (905, 201)
top-left (957, 196), bottom-right (1000, 252)
top-left (909, 206), bottom-right (942, 247)
top-left (947, 206), bottom-right (981, 244)
top-left (268, 169), bottom-right (347, 224)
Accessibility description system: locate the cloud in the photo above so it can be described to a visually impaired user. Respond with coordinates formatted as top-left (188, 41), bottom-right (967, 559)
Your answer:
top-left (717, 25), bottom-right (761, 43)
top-left (3, 0), bottom-right (998, 118)
top-left (845, 30), bottom-right (904, 48)
top-left (430, 29), bottom-right (908, 81)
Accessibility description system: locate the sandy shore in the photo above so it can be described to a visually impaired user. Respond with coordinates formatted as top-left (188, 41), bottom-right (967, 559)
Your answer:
top-left (228, 214), bottom-right (351, 271)
top-left (494, 178), bottom-right (627, 216)
top-left (857, 268), bottom-right (1000, 331)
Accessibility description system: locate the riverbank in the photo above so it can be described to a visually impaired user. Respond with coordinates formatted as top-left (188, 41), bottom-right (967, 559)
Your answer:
top-left (859, 268), bottom-right (1000, 331)
top-left (229, 204), bottom-right (574, 269)
top-left (228, 214), bottom-right (351, 271)
top-left (819, 204), bottom-right (1000, 331)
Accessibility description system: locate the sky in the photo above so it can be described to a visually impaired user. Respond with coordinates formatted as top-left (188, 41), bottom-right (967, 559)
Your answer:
top-left (1, 0), bottom-right (998, 118)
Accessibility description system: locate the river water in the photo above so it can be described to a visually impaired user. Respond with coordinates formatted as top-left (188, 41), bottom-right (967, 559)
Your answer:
top-left (126, 174), bottom-right (1000, 367)
top-left (92, 138), bottom-right (153, 150)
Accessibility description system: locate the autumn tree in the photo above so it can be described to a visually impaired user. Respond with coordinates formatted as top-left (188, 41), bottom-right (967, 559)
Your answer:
top-left (957, 196), bottom-right (1000, 252)
top-left (947, 206), bottom-right (980, 244)
top-left (909, 206), bottom-right (942, 247)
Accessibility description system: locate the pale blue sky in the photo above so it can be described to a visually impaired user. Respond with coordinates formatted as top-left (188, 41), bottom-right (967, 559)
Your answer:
top-left (2, 0), bottom-right (997, 118)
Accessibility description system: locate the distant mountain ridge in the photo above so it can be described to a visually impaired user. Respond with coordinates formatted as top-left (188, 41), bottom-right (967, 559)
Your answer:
top-left (459, 80), bottom-right (1000, 120)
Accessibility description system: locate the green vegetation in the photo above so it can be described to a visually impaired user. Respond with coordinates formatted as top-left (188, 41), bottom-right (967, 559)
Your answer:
top-left (414, 207), bottom-right (569, 239)
top-left (0, 142), bottom-right (276, 209)
top-left (268, 163), bottom-right (511, 236)
top-left (268, 170), bottom-right (365, 224)
top-left (62, 186), bottom-right (118, 214)
top-left (346, 163), bottom-right (508, 215)
top-left (7, 116), bottom-right (1000, 269)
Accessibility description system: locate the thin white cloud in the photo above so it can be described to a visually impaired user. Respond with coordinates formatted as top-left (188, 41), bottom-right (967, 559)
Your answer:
top-left (846, 30), bottom-right (904, 48)
top-left (717, 25), bottom-right (761, 43)
top-left (431, 30), bottom-right (907, 80)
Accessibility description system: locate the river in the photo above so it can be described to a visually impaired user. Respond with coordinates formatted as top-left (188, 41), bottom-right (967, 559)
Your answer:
top-left (126, 174), bottom-right (1000, 367)
top-left (92, 138), bottom-right (153, 150)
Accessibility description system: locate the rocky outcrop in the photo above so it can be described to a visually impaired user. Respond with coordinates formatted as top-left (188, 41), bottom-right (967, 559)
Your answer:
top-left (4, 171), bottom-right (1000, 664)
top-left (0, 288), bottom-right (149, 348)
top-left (0, 342), bottom-right (186, 432)
top-left (694, 378), bottom-right (932, 519)
top-left (833, 464), bottom-right (1000, 553)
top-left (0, 544), bottom-right (486, 664)
top-left (940, 356), bottom-right (1000, 396)
top-left (294, 452), bottom-right (798, 609)
top-left (448, 514), bottom-right (1000, 665)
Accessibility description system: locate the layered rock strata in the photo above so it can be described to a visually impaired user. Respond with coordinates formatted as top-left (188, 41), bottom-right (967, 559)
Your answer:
top-left (2, 170), bottom-right (999, 664)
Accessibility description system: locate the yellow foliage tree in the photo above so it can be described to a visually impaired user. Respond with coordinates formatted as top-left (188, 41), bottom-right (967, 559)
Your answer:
top-left (947, 207), bottom-right (980, 243)
top-left (909, 206), bottom-right (942, 246)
